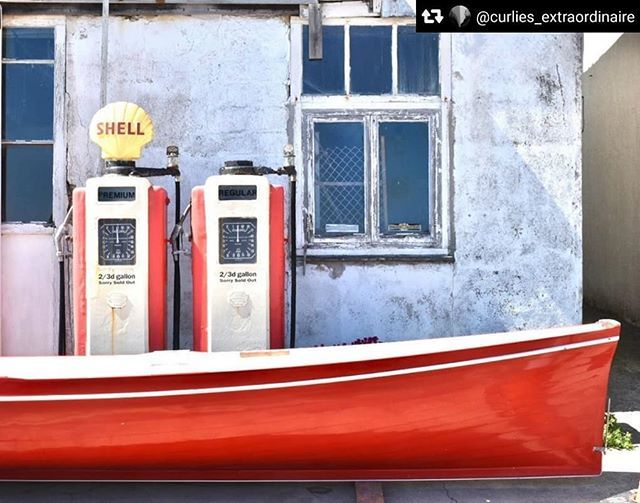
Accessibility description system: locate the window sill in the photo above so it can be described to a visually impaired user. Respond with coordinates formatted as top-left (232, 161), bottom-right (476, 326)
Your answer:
top-left (1, 223), bottom-right (55, 235)
top-left (296, 247), bottom-right (454, 264)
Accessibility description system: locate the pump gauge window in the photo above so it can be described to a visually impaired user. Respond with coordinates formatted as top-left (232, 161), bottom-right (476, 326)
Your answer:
top-left (219, 218), bottom-right (257, 264)
top-left (98, 219), bottom-right (136, 266)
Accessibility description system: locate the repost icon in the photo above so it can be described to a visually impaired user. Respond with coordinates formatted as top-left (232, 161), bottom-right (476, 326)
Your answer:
top-left (449, 5), bottom-right (472, 28)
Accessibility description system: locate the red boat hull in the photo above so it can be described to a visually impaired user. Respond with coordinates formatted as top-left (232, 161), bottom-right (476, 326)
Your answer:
top-left (0, 320), bottom-right (619, 480)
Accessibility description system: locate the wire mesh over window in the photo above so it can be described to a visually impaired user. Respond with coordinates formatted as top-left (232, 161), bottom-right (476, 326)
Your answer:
top-left (314, 122), bottom-right (365, 236)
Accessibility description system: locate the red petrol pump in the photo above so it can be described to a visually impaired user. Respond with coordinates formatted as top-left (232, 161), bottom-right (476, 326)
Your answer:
top-left (56, 102), bottom-right (180, 355)
top-left (191, 166), bottom-right (285, 351)
top-left (57, 102), bottom-right (296, 355)
top-left (172, 150), bottom-right (297, 352)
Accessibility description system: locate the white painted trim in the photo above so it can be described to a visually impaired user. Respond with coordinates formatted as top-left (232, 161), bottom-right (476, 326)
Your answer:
top-left (301, 96), bottom-right (442, 109)
top-left (391, 24), bottom-right (398, 95)
top-left (370, 114), bottom-right (379, 242)
top-left (0, 223), bottom-right (55, 235)
top-left (1, 59), bottom-right (53, 64)
top-left (300, 13), bottom-right (416, 24)
top-left (1, 140), bottom-right (55, 145)
top-left (52, 20), bottom-right (67, 227)
top-left (439, 33), bottom-right (452, 252)
top-left (298, 246), bottom-right (451, 257)
top-left (302, 108), bottom-right (441, 248)
top-left (301, 2), bottom-right (376, 19)
top-left (291, 18), bottom-right (452, 255)
top-left (0, 320), bottom-right (620, 379)
top-left (1, 15), bottom-right (66, 27)
top-left (344, 23), bottom-right (350, 95)
top-left (289, 22), bottom-right (305, 251)
top-left (0, 335), bottom-right (619, 402)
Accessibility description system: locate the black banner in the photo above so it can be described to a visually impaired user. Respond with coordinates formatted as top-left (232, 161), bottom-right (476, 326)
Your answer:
top-left (98, 186), bottom-right (136, 202)
top-left (416, 2), bottom-right (640, 32)
top-left (218, 185), bottom-right (257, 201)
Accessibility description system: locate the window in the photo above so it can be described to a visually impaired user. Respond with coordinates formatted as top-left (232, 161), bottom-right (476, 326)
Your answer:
top-left (1, 27), bottom-right (55, 223)
top-left (294, 21), bottom-right (450, 255)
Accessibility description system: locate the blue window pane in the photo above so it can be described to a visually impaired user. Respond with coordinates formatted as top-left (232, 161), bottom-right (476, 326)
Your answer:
top-left (2, 28), bottom-right (54, 60)
top-left (398, 28), bottom-right (439, 95)
top-left (303, 26), bottom-right (345, 95)
top-left (350, 26), bottom-right (391, 95)
top-left (379, 122), bottom-right (430, 235)
top-left (2, 145), bottom-right (53, 223)
top-left (314, 122), bottom-right (364, 236)
top-left (2, 63), bottom-right (54, 141)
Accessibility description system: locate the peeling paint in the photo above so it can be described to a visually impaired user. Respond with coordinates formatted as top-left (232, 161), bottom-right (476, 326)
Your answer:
top-left (65, 14), bottom-right (290, 349)
top-left (327, 263), bottom-right (345, 279)
top-left (536, 72), bottom-right (562, 106)
top-left (58, 23), bottom-right (582, 349)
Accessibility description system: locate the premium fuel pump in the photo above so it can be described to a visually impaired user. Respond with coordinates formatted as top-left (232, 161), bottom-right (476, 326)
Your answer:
top-left (71, 175), bottom-right (168, 355)
top-left (56, 102), bottom-right (180, 355)
top-left (183, 153), bottom-right (296, 352)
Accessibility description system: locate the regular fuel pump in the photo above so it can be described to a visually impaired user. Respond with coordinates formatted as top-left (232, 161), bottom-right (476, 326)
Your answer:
top-left (184, 154), bottom-right (296, 352)
top-left (56, 102), bottom-right (180, 355)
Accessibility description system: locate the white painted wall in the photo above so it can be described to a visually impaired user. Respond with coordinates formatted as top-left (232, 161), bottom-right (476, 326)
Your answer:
top-left (1, 230), bottom-right (58, 356)
top-left (65, 14), bottom-right (290, 348)
top-left (3, 13), bottom-right (583, 352)
top-left (450, 34), bottom-right (583, 335)
top-left (297, 34), bottom-right (583, 345)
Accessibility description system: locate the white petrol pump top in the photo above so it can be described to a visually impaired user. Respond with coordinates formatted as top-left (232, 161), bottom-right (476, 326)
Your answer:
top-left (204, 175), bottom-right (271, 351)
top-left (85, 175), bottom-right (151, 355)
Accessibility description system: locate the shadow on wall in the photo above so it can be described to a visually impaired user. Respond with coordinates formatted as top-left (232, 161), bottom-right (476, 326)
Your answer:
top-left (297, 41), bottom-right (582, 345)
top-left (582, 33), bottom-right (640, 326)
top-left (443, 35), bottom-right (582, 337)
top-left (452, 104), bottom-right (582, 336)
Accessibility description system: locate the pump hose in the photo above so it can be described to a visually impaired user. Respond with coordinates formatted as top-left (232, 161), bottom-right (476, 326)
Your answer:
top-left (289, 177), bottom-right (297, 349)
top-left (58, 260), bottom-right (66, 355)
top-left (172, 177), bottom-right (181, 350)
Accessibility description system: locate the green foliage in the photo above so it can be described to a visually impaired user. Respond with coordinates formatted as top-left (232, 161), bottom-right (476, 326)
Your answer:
top-left (605, 413), bottom-right (635, 451)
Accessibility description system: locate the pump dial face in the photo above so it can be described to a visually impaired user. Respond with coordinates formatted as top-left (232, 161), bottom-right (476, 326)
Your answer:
top-left (219, 218), bottom-right (257, 264)
top-left (98, 219), bottom-right (136, 265)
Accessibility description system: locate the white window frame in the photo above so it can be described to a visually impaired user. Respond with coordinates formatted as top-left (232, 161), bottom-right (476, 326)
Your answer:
top-left (0, 16), bottom-right (67, 234)
top-left (291, 16), bottom-right (451, 258)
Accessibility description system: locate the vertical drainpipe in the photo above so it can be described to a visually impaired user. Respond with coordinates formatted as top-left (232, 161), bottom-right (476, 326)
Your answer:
top-left (99, 0), bottom-right (109, 177)
top-left (100, 0), bottom-right (109, 110)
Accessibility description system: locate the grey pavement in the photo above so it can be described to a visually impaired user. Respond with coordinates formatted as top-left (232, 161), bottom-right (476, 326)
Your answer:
top-left (1, 304), bottom-right (638, 503)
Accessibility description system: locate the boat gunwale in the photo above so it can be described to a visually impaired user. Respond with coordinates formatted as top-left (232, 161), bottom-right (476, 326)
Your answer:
top-left (0, 334), bottom-right (619, 402)
top-left (0, 319), bottom-right (620, 382)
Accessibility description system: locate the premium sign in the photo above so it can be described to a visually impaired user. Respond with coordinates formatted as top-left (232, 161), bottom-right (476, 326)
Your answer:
top-left (89, 102), bottom-right (154, 161)
top-left (98, 186), bottom-right (137, 202)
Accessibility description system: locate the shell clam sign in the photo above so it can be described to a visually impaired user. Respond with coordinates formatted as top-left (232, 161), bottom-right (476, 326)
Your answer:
top-left (89, 102), bottom-right (154, 161)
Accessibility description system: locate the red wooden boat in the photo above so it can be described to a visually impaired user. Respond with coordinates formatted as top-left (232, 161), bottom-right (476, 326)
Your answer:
top-left (0, 319), bottom-right (619, 481)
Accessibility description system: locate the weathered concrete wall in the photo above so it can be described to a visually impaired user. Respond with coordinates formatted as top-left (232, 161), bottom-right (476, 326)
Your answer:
top-left (65, 22), bottom-right (582, 348)
top-left (450, 34), bottom-right (583, 335)
top-left (583, 34), bottom-right (640, 323)
top-left (297, 34), bottom-right (583, 346)
top-left (66, 14), bottom-right (290, 347)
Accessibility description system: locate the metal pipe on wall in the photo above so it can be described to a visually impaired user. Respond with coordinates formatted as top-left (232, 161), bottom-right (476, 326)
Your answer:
top-left (100, 0), bottom-right (108, 107)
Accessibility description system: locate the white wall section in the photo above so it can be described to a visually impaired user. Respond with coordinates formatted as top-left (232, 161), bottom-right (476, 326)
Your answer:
top-left (3, 13), bottom-right (583, 351)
